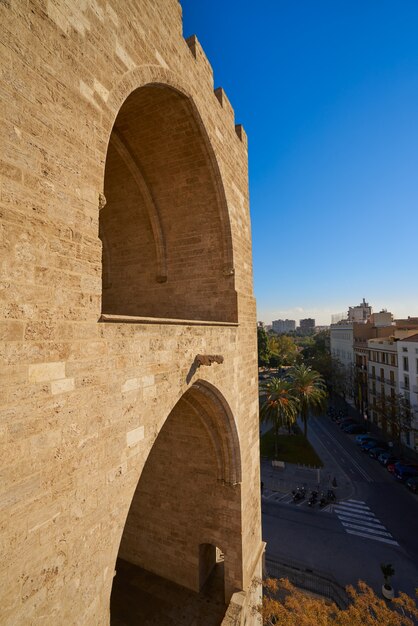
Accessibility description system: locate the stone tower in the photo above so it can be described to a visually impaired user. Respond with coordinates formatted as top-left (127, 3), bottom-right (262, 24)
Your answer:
top-left (0, 1), bottom-right (263, 624)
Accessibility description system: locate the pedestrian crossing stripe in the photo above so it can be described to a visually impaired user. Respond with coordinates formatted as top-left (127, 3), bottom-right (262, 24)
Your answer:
top-left (335, 500), bottom-right (399, 547)
top-left (338, 501), bottom-right (370, 511)
top-left (341, 522), bottom-right (392, 537)
top-left (333, 506), bottom-right (376, 519)
top-left (337, 515), bottom-right (385, 530)
top-left (345, 529), bottom-right (399, 546)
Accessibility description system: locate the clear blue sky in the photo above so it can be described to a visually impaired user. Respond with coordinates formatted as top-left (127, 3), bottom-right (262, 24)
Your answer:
top-left (181, 1), bottom-right (418, 325)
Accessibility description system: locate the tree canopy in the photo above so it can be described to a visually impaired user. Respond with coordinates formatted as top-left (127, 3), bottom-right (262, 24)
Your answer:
top-left (257, 325), bottom-right (271, 367)
top-left (288, 364), bottom-right (328, 437)
top-left (260, 378), bottom-right (299, 457)
top-left (260, 578), bottom-right (418, 626)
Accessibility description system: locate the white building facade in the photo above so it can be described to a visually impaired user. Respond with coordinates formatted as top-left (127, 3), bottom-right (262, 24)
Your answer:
top-left (272, 319), bottom-right (296, 334)
top-left (396, 334), bottom-right (418, 452)
top-left (330, 322), bottom-right (354, 369)
top-left (330, 321), bottom-right (355, 401)
top-left (348, 298), bottom-right (372, 323)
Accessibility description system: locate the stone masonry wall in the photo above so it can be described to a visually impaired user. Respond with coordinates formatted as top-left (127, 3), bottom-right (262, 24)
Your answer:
top-left (0, 1), bottom-right (262, 624)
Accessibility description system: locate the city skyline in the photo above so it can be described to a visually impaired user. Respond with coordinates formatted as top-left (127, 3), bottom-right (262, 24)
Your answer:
top-left (181, 1), bottom-right (418, 326)
top-left (259, 300), bottom-right (417, 327)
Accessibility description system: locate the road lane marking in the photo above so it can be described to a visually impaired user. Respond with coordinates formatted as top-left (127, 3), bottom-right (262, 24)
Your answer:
top-left (335, 499), bottom-right (398, 546)
top-left (313, 420), bottom-right (373, 482)
top-left (335, 503), bottom-right (372, 512)
top-left (342, 501), bottom-right (371, 510)
top-left (334, 506), bottom-right (376, 519)
top-left (345, 529), bottom-right (399, 546)
top-left (341, 522), bottom-right (392, 537)
top-left (338, 515), bottom-right (386, 529)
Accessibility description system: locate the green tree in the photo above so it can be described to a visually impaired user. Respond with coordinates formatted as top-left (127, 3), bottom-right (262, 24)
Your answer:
top-left (260, 378), bottom-right (299, 458)
top-left (268, 334), bottom-right (299, 367)
top-left (289, 364), bottom-right (327, 437)
top-left (257, 325), bottom-right (271, 367)
top-left (375, 392), bottom-right (418, 449)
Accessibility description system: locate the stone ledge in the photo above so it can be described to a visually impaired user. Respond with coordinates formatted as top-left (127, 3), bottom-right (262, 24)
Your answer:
top-left (99, 314), bottom-right (239, 327)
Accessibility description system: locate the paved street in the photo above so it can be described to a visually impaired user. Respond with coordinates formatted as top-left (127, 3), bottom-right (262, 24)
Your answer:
top-left (262, 413), bottom-right (418, 598)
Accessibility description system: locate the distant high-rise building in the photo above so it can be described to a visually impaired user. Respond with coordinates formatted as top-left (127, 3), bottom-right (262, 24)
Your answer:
top-left (299, 318), bottom-right (315, 333)
top-left (272, 319), bottom-right (296, 334)
top-left (348, 298), bottom-right (372, 323)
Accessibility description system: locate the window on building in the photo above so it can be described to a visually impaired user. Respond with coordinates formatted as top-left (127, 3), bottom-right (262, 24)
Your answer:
top-left (390, 370), bottom-right (395, 385)
top-left (403, 356), bottom-right (409, 371)
top-left (402, 347), bottom-right (408, 352)
top-left (380, 368), bottom-right (384, 381)
top-left (404, 375), bottom-right (409, 389)
top-left (391, 354), bottom-right (396, 366)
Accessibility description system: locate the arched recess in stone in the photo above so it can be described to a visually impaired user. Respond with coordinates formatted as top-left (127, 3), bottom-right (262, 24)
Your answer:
top-left (110, 381), bottom-right (243, 623)
top-left (100, 75), bottom-right (237, 322)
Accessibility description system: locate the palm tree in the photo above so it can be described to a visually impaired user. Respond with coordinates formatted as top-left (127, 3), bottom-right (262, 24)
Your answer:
top-left (289, 364), bottom-right (327, 437)
top-left (260, 378), bottom-right (299, 459)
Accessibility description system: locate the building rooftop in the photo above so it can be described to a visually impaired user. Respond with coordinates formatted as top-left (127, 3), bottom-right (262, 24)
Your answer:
top-left (399, 333), bottom-right (418, 343)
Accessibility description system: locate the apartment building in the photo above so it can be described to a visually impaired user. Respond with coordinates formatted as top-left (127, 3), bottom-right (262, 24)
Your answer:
top-left (272, 319), bottom-right (296, 334)
top-left (353, 319), bottom-right (393, 416)
top-left (367, 337), bottom-right (399, 433)
top-left (397, 334), bottom-right (418, 451)
top-left (330, 321), bottom-right (354, 369)
top-left (299, 318), bottom-right (315, 334)
top-left (348, 298), bottom-right (372, 322)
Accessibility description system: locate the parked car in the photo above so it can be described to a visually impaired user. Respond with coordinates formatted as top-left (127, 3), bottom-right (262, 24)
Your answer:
top-left (343, 423), bottom-right (368, 434)
top-left (378, 452), bottom-right (400, 466)
top-left (360, 439), bottom-right (387, 453)
top-left (388, 460), bottom-right (418, 473)
top-left (405, 476), bottom-right (418, 493)
top-left (356, 434), bottom-right (375, 444)
top-left (339, 418), bottom-right (356, 428)
top-left (394, 462), bottom-right (418, 482)
top-left (359, 438), bottom-right (380, 449)
top-left (369, 446), bottom-right (388, 459)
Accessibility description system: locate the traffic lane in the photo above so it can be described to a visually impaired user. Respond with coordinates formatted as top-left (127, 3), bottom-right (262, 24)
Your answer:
top-left (311, 416), bottom-right (418, 561)
top-left (262, 501), bottom-right (418, 598)
top-left (365, 481), bottom-right (418, 565)
top-left (310, 417), bottom-right (376, 483)
top-left (312, 416), bottom-right (397, 484)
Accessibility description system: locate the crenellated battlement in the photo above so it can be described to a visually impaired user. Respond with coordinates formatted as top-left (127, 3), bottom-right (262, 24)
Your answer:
top-left (186, 35), bottom-right (214, 87)
top-left (214, 87), bottom-right (235, 123)
top-left (186, 36), bottom-right (246, 145)
top-left (235, 124), bottom-right (248, 147)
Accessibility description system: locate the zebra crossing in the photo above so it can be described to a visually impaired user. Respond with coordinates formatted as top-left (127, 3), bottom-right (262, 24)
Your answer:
top-left (333, 499), bottom-right (399, 546)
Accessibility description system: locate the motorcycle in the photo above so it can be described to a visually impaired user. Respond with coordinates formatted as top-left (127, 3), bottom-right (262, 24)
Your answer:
top-left (308, 490), bottom-right (318, 506)
top-left (292, 486), bottom-right (306, 502)
top-left (319, 492), bottom-right (327, 508)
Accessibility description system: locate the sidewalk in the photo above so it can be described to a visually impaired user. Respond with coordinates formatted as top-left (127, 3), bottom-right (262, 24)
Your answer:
top-left (260, 417), bottom-right (354, 501)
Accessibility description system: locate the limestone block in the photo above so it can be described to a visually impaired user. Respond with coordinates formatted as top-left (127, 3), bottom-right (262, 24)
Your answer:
top-left (121, 378), bottom-right (140, 393)
top-left (50, 378), bottom-right (74, 395)
top-left (28, 362), bottom-right (66, 383)
top-left (126, 426), bottom-right (144, 448)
